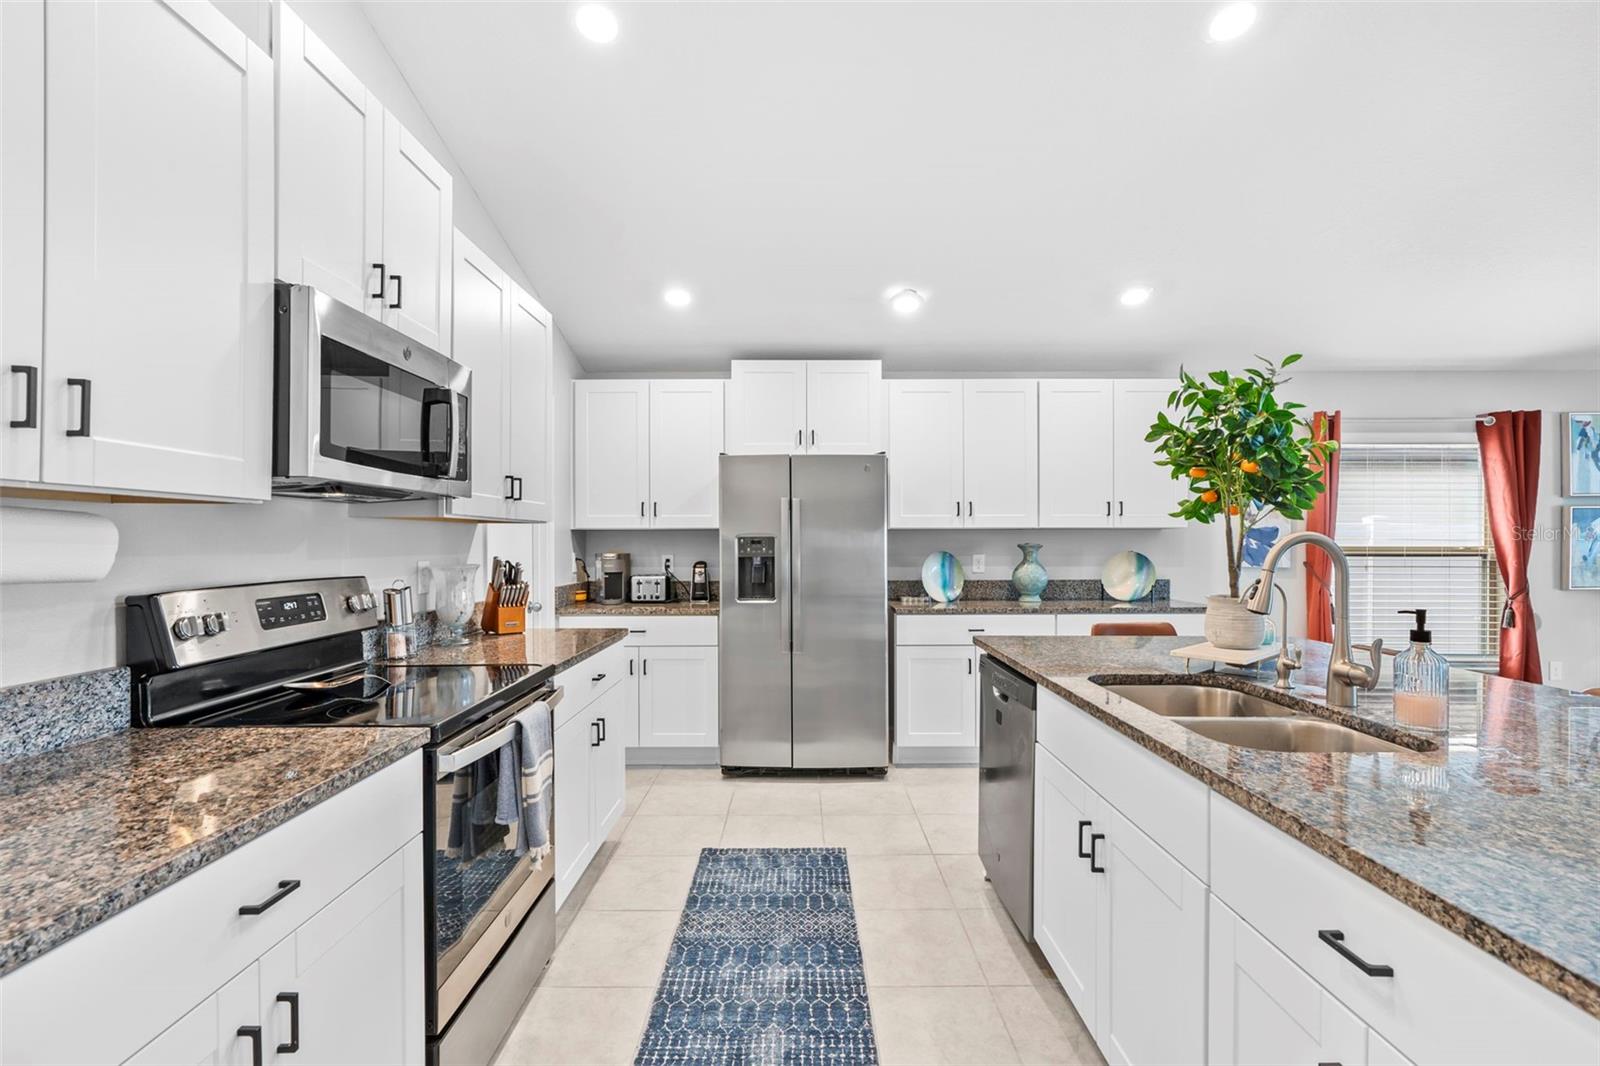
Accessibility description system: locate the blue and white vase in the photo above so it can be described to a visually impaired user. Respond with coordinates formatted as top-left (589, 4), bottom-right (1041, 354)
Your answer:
top-left (921, 551), bottom-right (965, 604)
top-left (1011, 543), bottom-right (1048, 605)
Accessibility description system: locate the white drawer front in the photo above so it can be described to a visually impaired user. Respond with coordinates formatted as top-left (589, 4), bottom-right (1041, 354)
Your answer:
top-left (1055, 612), bottom-right (1206, 636)
top-left (558, 614), bottom-right (717, 646)
top-left (552, 642), bottom-right (627, 729)
top-left (1036, 688), bottom-right (1207, 877)
top-left (1210, 794), bottom-right (1600, 1066)
top-left (1, 751), bottom-right (422, 1066)
top-left (896, 613), bottom-right (1054, 645)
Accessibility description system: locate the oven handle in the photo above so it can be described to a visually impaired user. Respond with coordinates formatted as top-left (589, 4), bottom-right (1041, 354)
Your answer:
top-left (436, 686), bottom-right (562, 774)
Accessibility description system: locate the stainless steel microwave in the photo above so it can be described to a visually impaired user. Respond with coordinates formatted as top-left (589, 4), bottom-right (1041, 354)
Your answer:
top-left (272, 282), bottom-right (471, 501)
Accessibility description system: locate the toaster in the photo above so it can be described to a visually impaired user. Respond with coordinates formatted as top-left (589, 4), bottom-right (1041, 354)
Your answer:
top-left (630, 574), bottom-right (672, 602)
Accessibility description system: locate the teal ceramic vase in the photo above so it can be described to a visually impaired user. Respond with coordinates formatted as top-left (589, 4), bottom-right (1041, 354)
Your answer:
top-left (1011, 543), bottom-right (1048, 605)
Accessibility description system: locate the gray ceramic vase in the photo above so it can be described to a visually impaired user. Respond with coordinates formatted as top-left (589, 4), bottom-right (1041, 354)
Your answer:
top-left (1012, 543), bottom-right (1048, 605)
top-left (1205, 594), bottom-right (1268, 650)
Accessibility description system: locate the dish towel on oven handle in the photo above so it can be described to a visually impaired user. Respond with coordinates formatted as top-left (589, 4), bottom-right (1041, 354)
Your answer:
top-left (510, 697), bottom-right (556, 860)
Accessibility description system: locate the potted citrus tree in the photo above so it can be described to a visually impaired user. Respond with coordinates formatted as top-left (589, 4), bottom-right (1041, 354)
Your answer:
top-left (1146, 354), bottom-right (1336, 649)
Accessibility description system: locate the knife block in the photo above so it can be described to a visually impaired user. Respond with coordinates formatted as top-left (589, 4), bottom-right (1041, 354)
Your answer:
top-left (479, 585), bottom-right (525, 635)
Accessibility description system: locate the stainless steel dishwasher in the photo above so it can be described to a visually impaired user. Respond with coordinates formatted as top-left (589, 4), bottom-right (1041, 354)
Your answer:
top-left (978, 653), bottom-right (1037, 941)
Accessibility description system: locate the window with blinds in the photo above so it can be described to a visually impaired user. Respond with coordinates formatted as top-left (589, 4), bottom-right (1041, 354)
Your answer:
top-left (1333, 443), bottom-right (1501, 660)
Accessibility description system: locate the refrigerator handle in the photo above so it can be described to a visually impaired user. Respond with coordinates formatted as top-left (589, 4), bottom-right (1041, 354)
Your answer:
top-left (779, 496), bottom-right (792, 647)
top-left (791, 497), bottom-right (802, 653)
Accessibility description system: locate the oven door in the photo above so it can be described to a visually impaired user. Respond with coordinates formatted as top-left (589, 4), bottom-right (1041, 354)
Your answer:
top-left (428, 685), bottom-right (561, 1033)
top-left (275, 283), bottom-right (471, 499)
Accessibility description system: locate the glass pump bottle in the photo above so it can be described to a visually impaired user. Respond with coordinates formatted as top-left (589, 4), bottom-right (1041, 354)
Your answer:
top-left (1392, 608), bottom-right (1450, 732)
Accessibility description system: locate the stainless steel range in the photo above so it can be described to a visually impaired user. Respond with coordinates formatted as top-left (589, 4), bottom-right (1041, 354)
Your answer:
top-left (125, 577), bottom-right (559, 1066)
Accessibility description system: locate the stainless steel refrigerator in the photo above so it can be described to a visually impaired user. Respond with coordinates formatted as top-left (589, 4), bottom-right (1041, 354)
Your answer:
top-left (719, 453), bottom-right (889, 770)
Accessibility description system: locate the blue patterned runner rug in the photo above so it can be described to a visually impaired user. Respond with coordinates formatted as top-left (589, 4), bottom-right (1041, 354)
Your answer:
top-left (635, 847), bottom-right (878, 1065)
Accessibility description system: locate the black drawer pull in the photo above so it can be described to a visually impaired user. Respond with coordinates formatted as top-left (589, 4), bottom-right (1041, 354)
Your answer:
top-left (1088, 832), bottom-right (1105, 873)
top-left (504, 475), bottom-right (516, 500)
top-left (239, 879), bottom-right (301, 915)
top-left (238, 1025), bottom-right (263, 1066)
top-left (591, 721), bottom-right (601, 747)
top-left (1077, 820), bottom-right (1093, 859)
top-left (1318, 929), bottom-right (1394, 977)
top-left (513, 476), bottom-right (523, 501)
top-left (592, 672), bottom-right (607, 682)
top-left (276, 992), bottom-right (301, 1054)
top-left (66, 378), bottom-right (91, 437)
top-left (388, 272), bottom-right (403, 309)
top-left (597, 716), bottom-right (607, 742)
top-left (370, 262), bottom-right (386, 300)
top-left (10, 365), bottom-right (38, 428)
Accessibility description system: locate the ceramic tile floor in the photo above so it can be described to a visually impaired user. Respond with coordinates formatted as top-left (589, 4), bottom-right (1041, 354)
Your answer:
top-left (493, 766), bottom-right (1106, 1066)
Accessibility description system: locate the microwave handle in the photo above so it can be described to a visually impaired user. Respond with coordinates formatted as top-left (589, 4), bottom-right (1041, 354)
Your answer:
top-left (421, 389), bottom-right (464, 480)
top-left (437, 687), bottom-right (563, 774)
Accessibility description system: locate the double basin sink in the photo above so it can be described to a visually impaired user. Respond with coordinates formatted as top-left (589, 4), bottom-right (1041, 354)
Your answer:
top-left (1101, 683), bottom-right (1419, 754)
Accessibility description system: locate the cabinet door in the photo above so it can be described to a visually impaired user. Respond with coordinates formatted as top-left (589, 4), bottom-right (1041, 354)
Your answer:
top-left (43, 0), bottom-right (272, 500)
top-left (1112, 380), bottom-right (1185, 528)
top-left (573, 380), bottom-right (650, 528)
top-left (125, 964), bottom-right (260, 1066)
top-left (447, 231), bottom-right (510, 520)
top-left (274, 3), bottom-right (382, 318)
top-left (638, 645), bottom-right (719, 747)
top-left (893, 644), bottom-right (977, 749)
top-left (1033, 746), bottom-right (1099, 1028)
top-left (257, 841), bottom-right (424, 1066)
top-left (590, 681), bottom-right (629, 838)
top-left (727, 360), bottom-right (806, 454)
top-left (554, 712), bottom-right (597, 907)
top-left (887, 381), bottom-right (965, 528)
top-left (962, 379), bottom-right (1038, 527)
top-left (1096, 799), bottom-right (1207, 1066)
top-left (380, 113), bottom-right (452, 355)
top-left (1, 0), bottom-right (44, 482)
top-left (1039, 380), bottom-right (1115, 527)
top-left (1209, 895), bottom-right (1368, 1066)
top-left (649, 380), bottom-right (723, 528)
top-left (619, 649), bottom-right (642, 747)
top-left (508, 285), bottom-right (554, 521)
top-left (806, 360), bottom-right (881, 453)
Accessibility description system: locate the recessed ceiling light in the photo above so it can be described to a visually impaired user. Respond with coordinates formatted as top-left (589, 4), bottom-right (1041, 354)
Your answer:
top-left (574, 4), bottom-right (618, 44)
top-left (1207, 2), bottom-right (1257, 43)
top-left (1119, 286), bottom-right (1154, 308)
top-left (888, 288), bottom-right (925, 315)
top-left (663, 286), bottom-right (693, 309)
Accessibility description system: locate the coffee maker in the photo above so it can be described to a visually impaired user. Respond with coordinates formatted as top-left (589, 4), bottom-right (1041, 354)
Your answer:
top-left (597, 552), bottom-right (630, 605)
top-left (690, 560), bottom-right (710, 602)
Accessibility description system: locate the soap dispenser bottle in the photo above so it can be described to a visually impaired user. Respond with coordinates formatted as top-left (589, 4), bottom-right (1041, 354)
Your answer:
top-left (1393, 608), bottom-right (1450, 732)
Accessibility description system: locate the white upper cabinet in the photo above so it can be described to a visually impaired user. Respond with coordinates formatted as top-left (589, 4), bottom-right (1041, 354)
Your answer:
top-left (40, 0), bottom-right (272, 501)
top-left (1039, 379), bottom-right (1116, 527)
top-left (380, 114), bottom-right (453, 355)
top-left (508, 284), bottom-right (554, 521)
top-left (448, 231), bottom-right (512, 520)
top-left (726, 360), bottom-right (807, 454)
top-left (573, 380), bottom-right (651, 529)
top-left (274, 3), bottom-right (382, 317)
top-left (962, 379), bottom-right (1038, 527)
top-left (1, 0), bottom-right (44, 484)
top-left (648, 380), bottom-right (724, 528)
top-left (1112, 379), bottom-right (1185, 527)
top-left (806, 360), bottom-right (883, 453)
top-left (887, 380), bottom-right (965, 528)
top-left (726, 359), bottom-right (881, 455)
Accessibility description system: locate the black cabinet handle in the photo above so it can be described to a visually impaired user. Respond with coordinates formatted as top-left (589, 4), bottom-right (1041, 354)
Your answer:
top-left (275, 992), bottom-right (301, 1054)
top-left (592, 672), bottom-right (607, 682)
top-left (370, 262), bottom-right (386, 300)
top-left (1106, 500), bottom-right (1112, 517)
top-left (956, 501), bottom-right (961, 517)
top-left (10, 365), bottom-right (38, 429)
top-left (590, 721), bottom-right (601, 747)
top-left (504, 475), bottom-right (516, 500)
top-left (810, 429), bottom-right (816, 446)
top-left (1118, 501), bottom-right (1124, 517)
top-left (967, 627), bottom-right (986, 632)
top-left (388, 273), bottom-right (403, 309)
top-left (238, 1025), bottom-right (263, 1066)
top-left (640, 501), bottom-right (645, 517)
top-left (1089, 833), bottom-right (1105, 873)
top-left (797, 429), bottom-right (802, 447)
top-left (1077, 820), bottom-right (1093, 859)
top-left (239, 879), bottom-right (301, 916)
top-left (967, 657), bottom-right (972, 675)
top-left (65, 378), bottom-right (91, 437)
top-left (598, 716), bottom-right (607, 742)
top-left (642, 658), bottom-right (648, 676)
top-left (628, 659), bottom-right (634, 675)
top-left (652, 501), bottom-right (658, 517)
top-left (968, 500), bottom-right (973, 517)
top-left (1318, 930), bottom-right (1394, 977)
top-left (513, 476), bottom-right (523, 501)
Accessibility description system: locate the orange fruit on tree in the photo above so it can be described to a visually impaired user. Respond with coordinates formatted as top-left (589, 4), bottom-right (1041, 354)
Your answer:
top-left (1200, 489), bottom-right (1220, 504)
top-left (1239, 459), bottom-right (1260, 474)
top-left (1227, 504), bottom-right (1241, 515)
top-left (1188, 466), bottom-right (1208, 478)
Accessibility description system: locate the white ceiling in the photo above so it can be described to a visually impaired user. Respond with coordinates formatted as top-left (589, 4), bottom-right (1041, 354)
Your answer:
top-left (363, 1), bottom-right (1599, 374)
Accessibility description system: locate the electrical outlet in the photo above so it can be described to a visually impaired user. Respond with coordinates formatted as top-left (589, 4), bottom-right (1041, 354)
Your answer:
top-left (972, 554), bottom-right (986, 574)
top-left (663, 554), bottom-right (675, 574)
top-left (1549, 660), bottom-right (1565, 682)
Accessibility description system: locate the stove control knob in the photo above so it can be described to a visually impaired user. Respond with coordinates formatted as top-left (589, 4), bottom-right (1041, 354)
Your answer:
top-left (171, 616), bottom-right (199, 641)
top-left (202, 612), bottom-right (226, 637)
top-left (347, 593), bottom-right (375, 612)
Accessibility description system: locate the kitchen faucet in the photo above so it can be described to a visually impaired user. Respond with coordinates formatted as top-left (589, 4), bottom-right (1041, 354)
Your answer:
top-left (1242, 530), bottom-right (1381, 709)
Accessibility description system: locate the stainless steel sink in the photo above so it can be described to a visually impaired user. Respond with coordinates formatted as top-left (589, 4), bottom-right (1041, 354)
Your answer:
top-left (1102, 684), bottom-right (1298, 718)
top-left (1168, 717), bottom-right (1411, 754)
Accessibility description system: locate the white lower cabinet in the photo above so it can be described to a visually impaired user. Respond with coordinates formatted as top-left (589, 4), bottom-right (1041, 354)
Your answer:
top-left (552, 644), bottom-right (630, 907)
top-left (1033, 746), bottom-right (1100, 1024)
top-left (639, 645), bottom-right (719, 748)
top-left (0, 752), bottom-right (423, 1066)
top-left (894, 644), bottom-right (977, 750)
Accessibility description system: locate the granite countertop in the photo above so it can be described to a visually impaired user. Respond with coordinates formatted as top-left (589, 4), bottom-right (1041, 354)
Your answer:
top-left (974, 634), bottom-right (1600, 1018)
top-left (0, 727), bottom-right (426, 978)
top-left (391, 625), bottom-right (627, 668)
top-left (557, 600), bottom-right (719, 617)
top-left (892, 597), bottom-right (1206, 615)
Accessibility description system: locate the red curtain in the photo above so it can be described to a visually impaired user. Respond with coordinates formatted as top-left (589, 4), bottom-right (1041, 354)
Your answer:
top-left (1304, 411), bottom-right (1341, 642)
top-left (1477, 411), bottom-right (1543, 683)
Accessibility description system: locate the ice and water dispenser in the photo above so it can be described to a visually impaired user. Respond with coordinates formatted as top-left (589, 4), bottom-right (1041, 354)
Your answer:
top-left (735, 535), bottom-right (776, 602)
